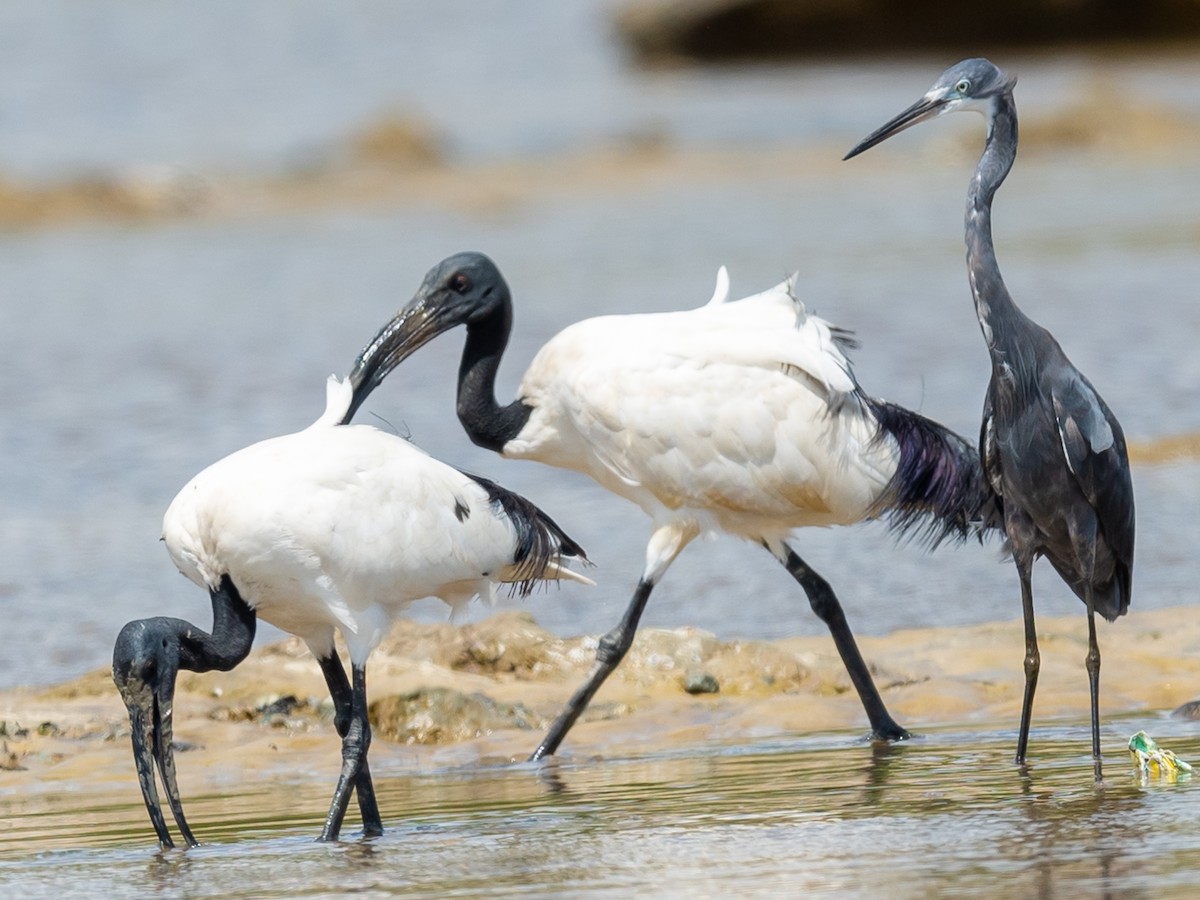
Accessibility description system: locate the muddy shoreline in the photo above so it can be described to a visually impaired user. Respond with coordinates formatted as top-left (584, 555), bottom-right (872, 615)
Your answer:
top-left (2, 606), bottom-right (1197, 818)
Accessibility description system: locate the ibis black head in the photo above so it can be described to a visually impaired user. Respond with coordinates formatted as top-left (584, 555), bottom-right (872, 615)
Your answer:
top-left (113, 579), bottom-right (255, 849)
top-left (343, 251), bottom-right (511, 424)
top-left (112, 617), bottom-right (198, 850)
top-left (843, 58), bottom-right (1016, 160)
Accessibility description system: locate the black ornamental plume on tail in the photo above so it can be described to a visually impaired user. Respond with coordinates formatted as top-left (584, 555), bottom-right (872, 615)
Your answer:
top-left (462, 471), bottom-right (591, 596)
top-left (864, 396), bottom-right (1002, 548)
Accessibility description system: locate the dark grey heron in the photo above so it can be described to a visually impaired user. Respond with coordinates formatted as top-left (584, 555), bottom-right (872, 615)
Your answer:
top-left (845, 58), bottom-right (1135, 780)
top-left (342, 252), bottom-right (1000, 760)
top-left (112, 372), bottom-right (589, 849)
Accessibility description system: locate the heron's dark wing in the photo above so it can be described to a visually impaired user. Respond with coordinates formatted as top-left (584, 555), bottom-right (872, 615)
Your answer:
top-left (980, 388), bottom-right (1004, 499)
top-left (1050, 372), bottom-right (1135, 558)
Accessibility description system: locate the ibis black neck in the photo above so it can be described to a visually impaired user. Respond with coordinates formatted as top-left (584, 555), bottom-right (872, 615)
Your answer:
top-left (180, 576), bottom-right (257, 672)
top-left (456, 302), bottom-right (532, 454)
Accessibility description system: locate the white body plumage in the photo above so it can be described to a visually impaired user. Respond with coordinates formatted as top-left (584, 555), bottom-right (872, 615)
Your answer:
top-left (505, 269), bottom-right (900, 576)
top-left (163, 377), bottom-right (589, 665)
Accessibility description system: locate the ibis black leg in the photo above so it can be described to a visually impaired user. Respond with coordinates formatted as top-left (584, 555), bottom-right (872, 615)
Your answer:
top-left (316, 653), bottom-right (383, 837)
top-left (530, 578), bottom-right (655, 760)
top-left (318, 662), bottom-right (371, 842)
top-left (1014, 561), bottom-right (1039, 766)
top-left (778, 545), bottom-right (910, 741)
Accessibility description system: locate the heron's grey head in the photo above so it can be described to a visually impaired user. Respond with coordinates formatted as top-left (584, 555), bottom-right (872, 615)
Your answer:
top-left (343, 251), bottom-right (510, 424)
top-left (844, 58), bottom-right (1016, 160)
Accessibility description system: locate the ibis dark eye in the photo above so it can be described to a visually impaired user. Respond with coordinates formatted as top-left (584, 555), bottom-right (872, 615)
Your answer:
top-left (955, 79), bottom-right (971, 94)
top-left (451, 273), bottom-right (472, 294)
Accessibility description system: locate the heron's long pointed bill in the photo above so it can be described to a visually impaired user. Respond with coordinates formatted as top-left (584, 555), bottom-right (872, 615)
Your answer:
top-left (341, 294), bottom-right (452, 425)
top-left (843, 95), bottom-right (950, 160)
top-left (119, 678), bottom-right (198, 849)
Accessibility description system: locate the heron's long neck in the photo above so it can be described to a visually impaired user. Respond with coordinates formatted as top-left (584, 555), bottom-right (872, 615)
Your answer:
top-left (966, 92), bottom-right (1035, 358)
top-left (457, 302), bottom-right (532, 453)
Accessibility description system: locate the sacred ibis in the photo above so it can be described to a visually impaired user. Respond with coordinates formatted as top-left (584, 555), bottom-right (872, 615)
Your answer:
top-left (113, 370), bottom-right (590, 849)
top-left (342, 251), bottom-right (999, 759)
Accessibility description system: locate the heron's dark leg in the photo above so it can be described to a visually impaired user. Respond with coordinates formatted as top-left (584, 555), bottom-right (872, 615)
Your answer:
top-left (1014, 558), bottom-right (1039, 766)
top-left (1070, 520), bottom-right (1105, 782)
top-left (318, 662), bottom-right (371, 842)
top-left (777, 544), bottom-right (910, 742)
top-left (530, 578), bottom-right (655, 760)
top-left (315, 653), bottom-right (383, 837)
top-left (1085, 593), bottom-right (1102, 781)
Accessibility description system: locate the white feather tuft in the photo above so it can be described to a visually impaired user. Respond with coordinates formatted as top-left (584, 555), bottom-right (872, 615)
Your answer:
top-left (308, 375), bottom-right (354, 430)
top-left (704, 266), bottom-right (731, 306)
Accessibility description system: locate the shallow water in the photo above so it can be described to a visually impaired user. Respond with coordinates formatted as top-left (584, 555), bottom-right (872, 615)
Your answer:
top-left (2, 715), bottom-right (1198, 897)
top-left (3, 1), bottom-right (1200, 689)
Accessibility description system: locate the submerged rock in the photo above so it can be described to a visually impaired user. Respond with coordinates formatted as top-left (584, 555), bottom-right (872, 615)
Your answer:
top-left (1, 742), bottom-right (26, 771)
top-left (370, 687), bottom-right (542, 745)
top-left (0, 721), bottom-right (29, 739)
top-left (684, 670), bottom-right (721, 695)
top-left (1172, 699), bottom-right (1200, 720)
top-left (377, 610), bottom-right (576, 678)
top-left (256, 695), bottom-right (302, 718)
top-left (208, 693), bottom-right (323, 731)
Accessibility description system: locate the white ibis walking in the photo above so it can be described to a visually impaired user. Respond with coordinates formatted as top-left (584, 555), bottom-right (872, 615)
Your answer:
top-left (845, 58), bottom-right (1135, 779)
top-left (113, 374), bottom-right (590, 849)
top-left (342, 252), bottom-right (999, 759)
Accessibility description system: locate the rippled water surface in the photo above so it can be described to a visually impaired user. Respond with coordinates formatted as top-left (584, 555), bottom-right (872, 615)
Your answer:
top-left (2, 716), bottom-right (1199, 897)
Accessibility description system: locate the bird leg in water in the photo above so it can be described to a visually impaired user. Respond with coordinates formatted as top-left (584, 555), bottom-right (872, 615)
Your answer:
top-left (1015, 559), bottom-right (1040, 767)
top-left (1086, 597), bottom-right (1102, 781)
top-left (778, 544), bottom-right (911, 742)
top-left (318, 662), bottom-right (372, 842)
top-left (1070, 518), bottom-right (1106, 782)
top-left (112, 576), bottom-right (256, 849)
top-left (315, 653), bottom-right (383, 837)
top-left (530, 578), bottom-right (655, 760)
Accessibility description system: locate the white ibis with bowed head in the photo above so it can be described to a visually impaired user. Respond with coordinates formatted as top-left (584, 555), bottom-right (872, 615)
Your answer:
top-left (844, 58), bottom-right (1135, 780)
top-left (343, 251), bottom-right (1000, 759)
top-left (112, 372), bottom-right (591, 849)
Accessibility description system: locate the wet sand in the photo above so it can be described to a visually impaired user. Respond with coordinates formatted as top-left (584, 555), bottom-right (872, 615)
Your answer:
top-left (2, 606), bottom-right (1197, 820)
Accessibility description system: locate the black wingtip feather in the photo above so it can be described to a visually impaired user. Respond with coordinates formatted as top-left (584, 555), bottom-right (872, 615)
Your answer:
top-left (865, 396), bottom-right (1004, 549)
top-left (460, 471), bottom-right (590, 597)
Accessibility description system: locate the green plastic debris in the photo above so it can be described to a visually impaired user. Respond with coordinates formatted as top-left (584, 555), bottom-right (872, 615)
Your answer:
top-left (1129, 731), bottom-right (1193, 781)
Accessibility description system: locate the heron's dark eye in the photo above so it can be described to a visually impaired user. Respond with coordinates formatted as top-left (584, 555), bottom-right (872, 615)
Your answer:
top-left (955, 79), bottom-right (971, 94)
top-left (451, 273), bottom-right (472, 294)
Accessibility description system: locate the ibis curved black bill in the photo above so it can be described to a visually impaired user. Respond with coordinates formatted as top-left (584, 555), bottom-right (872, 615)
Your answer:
top-left (112, 618), bottom-right (197, 850)
top-left (843, 95), bottom-right (950, 160)
top-left (343, 252), bottom-right (510, 426)
top-left (342, 297), bottom-right (450, 425)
